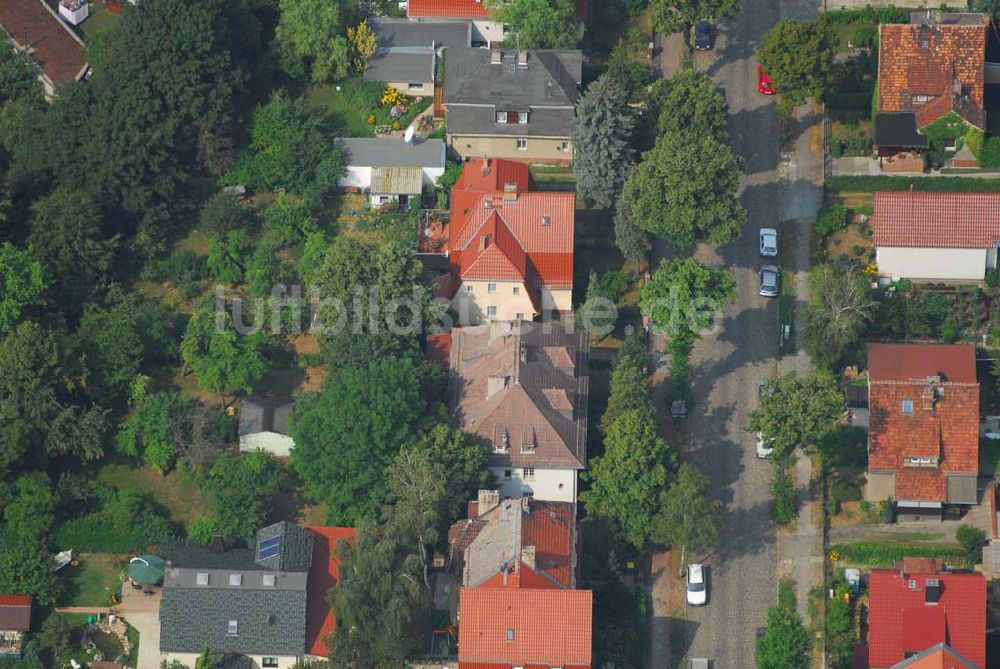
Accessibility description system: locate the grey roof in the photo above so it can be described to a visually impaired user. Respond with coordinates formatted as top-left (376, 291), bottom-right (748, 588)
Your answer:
top-left (158, 522), bottom-right (313, 573)
top-left (158, 539), bottom-right (257, 571)
top-left (255, 521), bottom-right (313, 572)
top-left (336, 137), bottom-right (446, 168)
top-left (364, 18), bottom-right (470, 84)
top-left (445, 105), bottom-right (575, 138)
top-left (371, 166), bottom-right (423, 194)
top-left (239, 397), bottom-right (294, 437)
top-left (159, 587), bottom-right (307, 655)
top-left (443, 48), bottom-right (582, 109)
top-left (162, 567), bottom-right (307, 591)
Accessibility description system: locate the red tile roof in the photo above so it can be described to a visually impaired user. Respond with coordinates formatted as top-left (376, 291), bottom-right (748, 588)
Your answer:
top-left (426, 332), bottom-right (452, 368)
top-left (0, 0), bottom-right (87, 89)
top-left (458, 588), bottom-right (592, 668)
top-left (890, 643), bottom-right (980, 669)
top-left (408, 0), bottom-right (587, 20)
top-left (869, 342), bottom-right (977, 383)
top-left (867, 344), bottom-right (979, 502)
top-left (868, 569), bottom-right (985, 668)
top-left (0, 595), bottom-right (30, 632)
top-left (305, 526), bottom-right (355, 658)
top-left (448, 160), bottom-right (574, 290)
top-left (872, 192), bottom-right (1000, 249)
top-left (878, 19), bottom-right (987, 130)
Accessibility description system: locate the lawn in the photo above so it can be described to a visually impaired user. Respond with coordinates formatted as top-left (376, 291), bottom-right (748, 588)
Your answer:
top-left (96, 461), bottom-right (211, 525)
top-left (57, 554), bottom-right (122, 608)
top-left (306, 83), bottom-right (375, 138)
top-left (43, 0), bottom-right (121, 47)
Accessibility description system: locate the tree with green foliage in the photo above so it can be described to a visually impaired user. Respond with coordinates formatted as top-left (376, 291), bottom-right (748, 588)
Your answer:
top-left (277, 0), bottom-right (352, 82)
top-left (757, 17), bottom-right (834, 111)
top-left (640, 258), bottom-right (736, 337)
top-left (194, 647), bottom-right (214, 669)
top-left (748, 371), bottom-right (845, 463)
top-left (583, 407), bottom-right (673, 548)
top-left (117, 391), bottom-right (193, 473)
top-left (976, 0), bottom-right (1000, 21)
top-left (384, 446), bottom-right (447, 589)
top-left (489, 0), bottom-right (579, 49)
top-left (825, 582), bottom-right (854, 669)
top-left (180, 298), bottom-right (269, 405)
top-left (652, 463), bottom-right (720, 562)
top-left (619, 131), bottom-right (744, 251)
top-left (651, 0), bottom-right (740, 48)
top-left (649, 68), bottom-right (728, 140)
top-left (77, 289), bottom-right (145, 403)
top-left (262, 194), bottom-right (317, 247)
top-left (245, 241), bottom-right (284, 297)
top-left (756, 602), bottom-right (811, 669)
top-left (957, 524), bottom-right (986, 564)
top-left (4, 472), bottom-right (56, 541)
top-left (200, 192), bottom-right (252, 239)
top-left (0, 243), bottom-right (45, 335)
top-left (0, 39), bottom-right (42, 107)
top-left (28, 187), bottom-right (116, 307)
top-left (207, 229), bottom-right (251, 285)
top-left (420, 425), bottom-right (492, 524)
top-left (579, 270), bottom-right (619, 335)
top-left (602, 332), bottom-right (652, 428)
top-left (613, 204), bottom-right (652, 262)
top-left (801, 258), bottom-right (876, 370)
top-left (0, 540), bottom-right (61, 607)
top-left (770, 466), bottom-right (797, 524)
top-left (347, 19), bottom-right (378, 73)
top-left (235, 91), bottom-right (347, 201)
top-left (290, 356), bottom-right (446, 524)
top-left (573, 75), bottom-right (635, 208)
top-left (604, 38), bottom-right (654, 102)
top-left (37, 612), bottom-right (74, 659)
top-left (207, 451), bottom-right (283, 539)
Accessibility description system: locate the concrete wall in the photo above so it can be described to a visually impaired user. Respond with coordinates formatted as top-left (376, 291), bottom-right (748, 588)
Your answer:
top-left (385, 80), bottom-right (433, 97)
top-left (239, 432), bottom-right (295, 458)
top-left (162, 652), bottom-right (301, 669)
top-left (491, 465), bottom-right (577, 502)
top-left (448, 134), bottom-right (573, 164)
top-left (876, 246), bottom-right (988, 282)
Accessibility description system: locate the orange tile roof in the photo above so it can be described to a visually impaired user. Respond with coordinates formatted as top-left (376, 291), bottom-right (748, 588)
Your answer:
top-left (448, 160), bottom-right (574, 290)
top-left (0, 0), bottom-right (87, 88)
top-left (408, 0), bottom-right (491, 19)
top-left (877, 20), bottom-right (987, 129)
top-left (892, 643), bottom-right (980, 669)
top-left (867, 344), bottom-right (979, 502)
top-left (305, 526), bottom-right (355, 657)
top-left (458, 588), bottom-right (592, 667)
top-left (872, 192), bottom-right (1000, 249)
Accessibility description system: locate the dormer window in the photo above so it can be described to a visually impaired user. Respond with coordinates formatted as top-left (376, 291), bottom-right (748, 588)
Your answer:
top-left (227, 620), bottom-right (238, 636)
top-left (196, 572), bottom-right (209, 586)
top-left (496, 111), bottom-right (505, 123)
top-left (229, 573), bottom-right (242, 586)
top-left (518, 111), bottom-right (528, 124)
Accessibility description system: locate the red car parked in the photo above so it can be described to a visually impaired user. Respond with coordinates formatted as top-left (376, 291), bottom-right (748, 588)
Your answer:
top-left (757, 65), bottom-right (775, 95)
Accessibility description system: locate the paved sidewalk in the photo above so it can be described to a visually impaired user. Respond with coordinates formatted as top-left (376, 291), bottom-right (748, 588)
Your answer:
top-left (119, 585), bottom-right (161, 669)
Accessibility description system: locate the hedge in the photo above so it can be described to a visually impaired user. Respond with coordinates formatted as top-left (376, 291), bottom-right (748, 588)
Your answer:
top-left (829, 541), bottom-right (968, 567)
top-left (824, 7), bottom-right (910, 24)
top-left (826, 176), bottom-right (1000, 193)
top-left (826, 92), bottom-right (872, 111)
top-left (55, 518), bottom-right (157, 554)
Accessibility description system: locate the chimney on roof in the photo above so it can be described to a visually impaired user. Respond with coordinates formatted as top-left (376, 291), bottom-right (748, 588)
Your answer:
top-left (477, 489), bottom-right (500, 516)
top-left (210, 534), bottom-right (226, 554)
top-left (517, 51), bottom-right (528, 69)
top-left (521, 545), bottom-right (536, 570)
top-left (925, 578), bottom-right (942, 604)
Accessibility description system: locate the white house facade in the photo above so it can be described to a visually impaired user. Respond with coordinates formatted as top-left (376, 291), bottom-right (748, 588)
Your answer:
top-left (491, 465), bottom-right (577, 502)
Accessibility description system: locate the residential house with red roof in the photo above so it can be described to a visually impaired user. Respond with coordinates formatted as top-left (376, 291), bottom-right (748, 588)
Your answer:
top-left (866, 343), bottom-right (980, 519)
top-left (448, 491), bottom-right (578, 590)
top-left (304, 526), bottom-right (355, 658)
top-left (872, 191), bottom-right (1000, 283)
top-left (874, 11), bottom-right (992, 172)
top-left (440, 159), bottom-right (574, 322)
top-left (458, 588), bottom-right (592, 669)
top-left (866, 561), bottom-right (985, 668)
top-left (448, 320), bottom-right (588, 502)
top-left (0, 595), bottom-right (31, 658)
top-left (408, 0), bottom-right (588, 46)
top-left (0, 0), bottom-right (88, 98)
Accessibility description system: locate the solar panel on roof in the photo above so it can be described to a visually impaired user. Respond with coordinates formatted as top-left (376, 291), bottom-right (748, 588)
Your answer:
top-left (258, 536), bottom-right (281, 550)
top-left (258, 544), bottom-right (280, 560)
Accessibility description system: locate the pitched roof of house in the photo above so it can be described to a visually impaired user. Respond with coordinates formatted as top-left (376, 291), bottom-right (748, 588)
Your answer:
top-left (872, 191), bottom-right (1000, 249)
top-left (448, 321), bottom-right (589, 469)
top-left (304, 526), bottom-right (355, 658)
top-left (239, 397), bottom-right (294, 437)
top-left (0, 0), bottom-right (87, 89)
top-left (408, 0), bottom-right (588, 21)
top-left (160, 522), bottom-right (313, 573)
top-left (877, 14), bottom-right (988, 130)
top-left (426, 332), bottom-right (453, 368)
top-left (458, 588), bottom-right (592, 667)
top-left (364, 19), bottom-right (471, 84)
top-left (890, 642), bottom-right (980, 669)
top-left (867, 344), bottom-right (979, 501)
top-left (0, 595), bottom-right (30, 631)
top-left (448, 160), bottom-right (575, 289)
top-left (336, 137), bottom-right (446, 168)
top-left (449, 495), bottom-right (576, 589)
top-left (868, 568), bottom-right (985, 668)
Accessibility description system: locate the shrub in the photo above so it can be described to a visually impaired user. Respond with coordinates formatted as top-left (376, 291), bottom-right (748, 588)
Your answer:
top-left (848, 24), bottom-right (877, 48)
top-left (825, 7), bottom-right (910, 24)
top-left (817, 203), bottom-right (849, 236)
top-left (262, 194), bottom-right (317, 247)
top-left (829, 541), bottom-right (967, 567)
top-left (956, 524), bottom-right (985, 563)
top-left (771, 467), bottom-right (797, 525)
top-left (144, 250), bottom-right (207, 298)
top-left (831, 479), bottom-right (861, 503)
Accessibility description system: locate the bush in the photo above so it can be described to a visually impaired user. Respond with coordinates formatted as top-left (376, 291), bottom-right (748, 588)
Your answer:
top-left (826, 176), bottom-right (1000, 193)
top-left (54, 490), bottom-right (174, 553)
top-left (817, 203), bottom-right (849, 236)
top-left (262, 194), bottom-right (317, 247)
top-left (825, 7), bottom-right (910, 24)
top-left (826, 92), bottom-right (871, 111)
top-left (829, 541), bottom-right (968, 567)
top-left (848, 24), bottom-right (877, 49)
top-left (831, 479), bottom-right (861, 503)
top-left (956, 524), bottom-right (985, 564)
top-left (143, 250), bottom-right (208, 298)
top-left (771, 467), bottom-right (797, 525)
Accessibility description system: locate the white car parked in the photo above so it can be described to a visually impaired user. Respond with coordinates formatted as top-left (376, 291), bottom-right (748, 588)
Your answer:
top-left (687, 563), bottom-right (707, 606)
top-left (759, 227), bottom-right (778, 256)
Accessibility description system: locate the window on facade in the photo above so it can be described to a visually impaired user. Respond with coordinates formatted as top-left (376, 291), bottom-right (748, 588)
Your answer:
top-left (487, 305), bottom-right (498, 318)
top-left (513, 286), bottom-right (520, 294)
top-left (559, 141), bottom-right (569, 151)
top-left (944, 137), bottom-right (957, 151)
top-left (465, 284), bottom-right (473, 293)
top-left (523, 467), bottom-right (535, 480)
top-left (262, 659), bottom-right (279, 668)
top-left (227, 620), bottom-right (238, 636)
top-left (504, 469), bottom-right (512, 478)
top-left (901, 400), bottom-right (913, 415)
top-left (408, 83), bottom-right (422, 91)
top-left (914, 94), bottom-right (929, 104)
top-left (516, 138), bottom-right (527, 151)
top-left (518, 111), bottom-right (528, 124)
top-left (516, 312), bottom-right (524, 320)
top-left (488, 283), bottom-right (497, 294)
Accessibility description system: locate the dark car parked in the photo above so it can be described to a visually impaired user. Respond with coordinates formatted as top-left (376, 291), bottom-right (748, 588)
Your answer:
top-left (695, 21), bottom-right (713, 51)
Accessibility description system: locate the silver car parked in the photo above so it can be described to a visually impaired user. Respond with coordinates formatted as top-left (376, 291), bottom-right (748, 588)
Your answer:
top-left (759, 265), bottom-right (779, 297)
